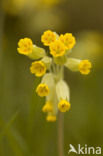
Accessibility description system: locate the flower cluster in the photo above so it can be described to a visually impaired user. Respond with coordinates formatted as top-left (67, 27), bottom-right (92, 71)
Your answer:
top-left (17, 30), bottom-right (92, 122)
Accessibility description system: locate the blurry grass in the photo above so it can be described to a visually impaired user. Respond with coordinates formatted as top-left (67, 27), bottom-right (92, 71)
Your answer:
top-left (27, 77), bottom-right (42, 144)
top-left (0, 112), bottom-right (26, 156)
top-left (0, 111), bottom-right (19, 140)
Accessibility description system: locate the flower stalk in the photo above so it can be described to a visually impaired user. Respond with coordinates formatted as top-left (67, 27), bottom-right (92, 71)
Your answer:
top-left (58, 112), bottom-right (64, 156)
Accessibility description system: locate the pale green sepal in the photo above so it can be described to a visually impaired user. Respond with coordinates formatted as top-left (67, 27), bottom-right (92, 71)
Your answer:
top-left (41, 73), bottom-right (55, 90)
top-left (42, 56), bottom-right (52, 69)
top-left (46, 88), bottom-right (58, 115)
top-left (56, 79), bottom-right (70, 101)
top-left (65, 58), bottom-right (81, 71)
top-left (28, 45), bottom-right (46, 60)
top-left (54, 55), bottom-right (67, 65)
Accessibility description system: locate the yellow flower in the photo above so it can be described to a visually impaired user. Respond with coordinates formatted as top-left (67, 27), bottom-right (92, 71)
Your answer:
top-left (59, 33), bottom-right (76, 50)
top-left (41, 30), bottom-right (57, 46)
top-left (17, 38), bottom-right (33, 55)
top-left (58, 99), bottom-right (71, 112)
top-left (30, 61), bottom-right (46, 77)
top-left (42, 101), bottom-right (53, 113)
top-left (36, 83), bottom-right (49, 97)
top-left (50, 40), bottom-right (66, 57)
top-left (46, 115), bottom-right (56, 122)
top-left (79, 60), bottom-right (92, 75)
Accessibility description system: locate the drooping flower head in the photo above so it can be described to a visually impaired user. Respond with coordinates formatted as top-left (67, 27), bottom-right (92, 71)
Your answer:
top-left (17, 38), bottom-right (33, 55)
top-left (17, 30), bottom-right (92, 122)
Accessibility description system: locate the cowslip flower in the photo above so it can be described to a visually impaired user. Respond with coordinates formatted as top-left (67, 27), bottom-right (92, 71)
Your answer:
top-left (46, 114), bottom-right (57, 122)
top-left (30, 56), bottom-right (52, 77)
top-left (36, 83), bottom-right (49, 97)
top-left (58, 100), bottom-right (71, 112)
top-left (30, 61), bottom-right (46, 77)
top-left (17, 38), bottom-right (46, 59)
top-left (50, 40), bottom-right (66, 57)
top-left (65, 58), bottom-right (92, 75)
top-left (17, 38), bottom-right (33, 55)
top-left (36, 73), bottom-right (55, 98)
top-left (56, 80), bottom-right (71, 112)
top-left (79, 60), bottom-right (92, 75)
top-left (42, 101), bottom-right (53, 113)
top-left (17, 30), bottom-right (92, 122)
top-left (59, 33), bottom-right (76, 50)
top-left (41, 30), bottom-right (57, 46)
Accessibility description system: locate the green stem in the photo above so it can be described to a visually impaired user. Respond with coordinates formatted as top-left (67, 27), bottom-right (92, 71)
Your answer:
top-left (58, 112), bottom-right (64, 156)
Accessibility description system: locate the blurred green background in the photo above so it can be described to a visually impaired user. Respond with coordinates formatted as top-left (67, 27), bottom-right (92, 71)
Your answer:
top-left (0, 0), bottom-right (103, 155)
